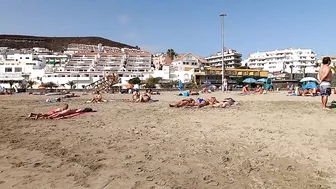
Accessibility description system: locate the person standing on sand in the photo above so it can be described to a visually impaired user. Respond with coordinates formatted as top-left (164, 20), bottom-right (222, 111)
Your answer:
top-left (318, 57), bottom-right (332, 110)
top-left (223, 77), bottom-right (228, 92)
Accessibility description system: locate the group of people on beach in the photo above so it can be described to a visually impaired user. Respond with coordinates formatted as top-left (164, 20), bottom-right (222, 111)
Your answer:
top-left (132, 89), bottom-right (154, 102)
top-left (27, 56), bottom-right (334, 121)
top-left (241, 84), bottom-right (266, 95)
top-left (169, 97), bottom-right (237, 108)
top-left (287, 82), bottom-right (318, 97)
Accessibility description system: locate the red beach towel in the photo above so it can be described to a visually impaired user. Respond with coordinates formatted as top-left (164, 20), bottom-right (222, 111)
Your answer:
top-left (53, 112), bottom-right (88, 120)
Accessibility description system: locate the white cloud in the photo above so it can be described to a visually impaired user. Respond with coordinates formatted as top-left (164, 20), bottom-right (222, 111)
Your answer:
top-left (117, 15), bottom-right (130, 25)
top-left (140, 45), bottom-right (165, 53)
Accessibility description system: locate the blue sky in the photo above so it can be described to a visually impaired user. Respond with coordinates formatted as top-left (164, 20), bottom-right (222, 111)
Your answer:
top-left (1, 0), bottom-right (335, 58)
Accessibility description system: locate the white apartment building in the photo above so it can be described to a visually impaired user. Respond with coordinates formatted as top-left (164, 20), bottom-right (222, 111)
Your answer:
top-left (0, 53), bottom-right (46, 88)
top-left (171, 53), bottom-right (208, 72)
top-left (42, 49), bottom-right (153, 88)
top-left (205, 48), bottom-right (242, 68)
top-left (245, 48), bottom-right (317, 73)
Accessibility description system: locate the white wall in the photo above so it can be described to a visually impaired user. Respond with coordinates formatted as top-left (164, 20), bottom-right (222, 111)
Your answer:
top-left (41, 76), bottom-right (98, 89)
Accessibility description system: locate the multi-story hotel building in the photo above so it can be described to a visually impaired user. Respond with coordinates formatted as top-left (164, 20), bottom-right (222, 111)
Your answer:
top-left (42, 47), bottom-right (152, 88)
top-left (205, 48), bottom-right (242, 68)
top-left (245, 48), bottom-right (317, 73)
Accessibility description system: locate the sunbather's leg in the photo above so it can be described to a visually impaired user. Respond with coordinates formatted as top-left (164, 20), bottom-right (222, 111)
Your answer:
top-left (212, 103), bottom-right (222, 108)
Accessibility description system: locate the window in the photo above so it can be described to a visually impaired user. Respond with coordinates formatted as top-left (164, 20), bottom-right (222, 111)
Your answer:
top-left (25, 57), bottom-right (29, 59)
top-left (5, 67), bottom-right (12, 72)
top-left (20, 57), bottom-right (22, 59)
top-left (14, 68), bottom-right (22, 72)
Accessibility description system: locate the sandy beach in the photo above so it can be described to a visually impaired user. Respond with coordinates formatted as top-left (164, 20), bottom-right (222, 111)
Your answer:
top-left (0, 91), bottom-right (335, 189)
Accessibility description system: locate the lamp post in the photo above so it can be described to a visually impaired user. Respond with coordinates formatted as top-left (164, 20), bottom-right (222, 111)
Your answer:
top-left (220, 13), bottom-right (227, 92)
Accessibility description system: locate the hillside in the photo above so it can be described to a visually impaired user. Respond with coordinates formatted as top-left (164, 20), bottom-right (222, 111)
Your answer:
top-left (0, 34), bottom-right (136, 51)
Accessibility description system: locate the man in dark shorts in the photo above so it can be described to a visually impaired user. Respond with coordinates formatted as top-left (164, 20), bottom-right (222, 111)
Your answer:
top-left (318, 57), bottom-right (332, 110)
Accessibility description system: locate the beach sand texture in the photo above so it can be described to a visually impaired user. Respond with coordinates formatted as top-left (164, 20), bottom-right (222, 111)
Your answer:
top-left (0, 91), bottom-right (335, 189)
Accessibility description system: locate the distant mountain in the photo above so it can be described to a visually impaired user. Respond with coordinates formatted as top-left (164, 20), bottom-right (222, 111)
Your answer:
top-left (0, 34), bottom-right (136, 51)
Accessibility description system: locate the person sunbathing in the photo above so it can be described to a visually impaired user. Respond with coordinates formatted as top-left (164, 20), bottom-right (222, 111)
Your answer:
top-left (212, 98), bottom-right (237, 108)
top-left (132, 89), bottom-right (140, 102)
top-left (136, 90), bottom-right (152, 102)
top-left (302, 89), bottom-right (313, 96)
top-left (169, 97), bottom-right (212, 108)
top-left (209, 97), bottom-right (219, 104)
top-left (254, 85), bottom-right (263, 94)
top-left (47, 107), bottom-right (93, 119)
top-left (149, 89), bottom-right (160, 95)
top-left (91, 91), bottom-right (102, 103)
top-left (242, 85), bottom-right (250, 94)
top-left (169, 98), bottom-right (196, 107)
top-left (64, 93), bottom-right (80, 98)
top-left (28, 104), bottom-right (69, 119)
top-left (45, 97), bottom-right (61, 103)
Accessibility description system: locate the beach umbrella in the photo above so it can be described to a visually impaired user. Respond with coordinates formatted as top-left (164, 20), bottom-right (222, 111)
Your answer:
top-left (243, 78), bottom-right (257, 83)
top-left (303, 82), bottom-right (318, 89)
top-left (257, 78), bottom-right (268, 83)
top-left (300, 77), bottom-right (318, 82)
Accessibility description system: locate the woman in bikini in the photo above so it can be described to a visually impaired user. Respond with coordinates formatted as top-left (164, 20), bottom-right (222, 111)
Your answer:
top-left (47, 107), bottom-right (93, 119)
top-left (28, 104), bottom-right (69, 119)
top-left (212, 98), bottom-right (237, 108)
top-left (169, 98), bottom-right (196, 107)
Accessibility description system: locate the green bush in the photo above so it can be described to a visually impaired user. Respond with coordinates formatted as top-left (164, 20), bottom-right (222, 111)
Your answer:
top-left (128, 77), bottom-right (141, 85)
top-left (144, 77), bottom-right (161, 88)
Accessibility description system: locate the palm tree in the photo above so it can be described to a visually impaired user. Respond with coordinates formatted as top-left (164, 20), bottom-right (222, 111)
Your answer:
top-left (27, 80), bottom-right (36, 89)
top-left (289, 65), bottom-right (294, 80)
top-left (66, 81), bottom-right (76, 89)
top-left (43, 82), bottom-right (58, 89)
top-left (167, 49), bottom-right (177, 60)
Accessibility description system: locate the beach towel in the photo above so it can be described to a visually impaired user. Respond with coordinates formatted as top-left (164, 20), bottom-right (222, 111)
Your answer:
top-left (53, 112), bottom-right (89, 120)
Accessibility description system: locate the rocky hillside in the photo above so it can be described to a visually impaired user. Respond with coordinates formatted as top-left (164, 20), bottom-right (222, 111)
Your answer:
top-left (0, 34), bottom-right (135, 51)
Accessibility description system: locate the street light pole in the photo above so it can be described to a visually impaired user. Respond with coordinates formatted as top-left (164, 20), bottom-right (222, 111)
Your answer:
top-left (220, 13), bottom-right (227, 92)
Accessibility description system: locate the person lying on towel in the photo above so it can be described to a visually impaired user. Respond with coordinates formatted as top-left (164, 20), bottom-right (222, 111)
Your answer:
top-left (169, 97), bottom-right (215, 108)
top-left (28, 104), bottom-right (93, 119)
top-left (212, 98), bottom-right (238, 108)
top-left (47, 107), bottom-right (93, 119)
top-left (28, 104), bottom-right (69, 119)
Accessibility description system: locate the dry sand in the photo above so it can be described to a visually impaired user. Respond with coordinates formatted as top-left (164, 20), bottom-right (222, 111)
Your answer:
top-left (0, 91), bottom-right (336, 189)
